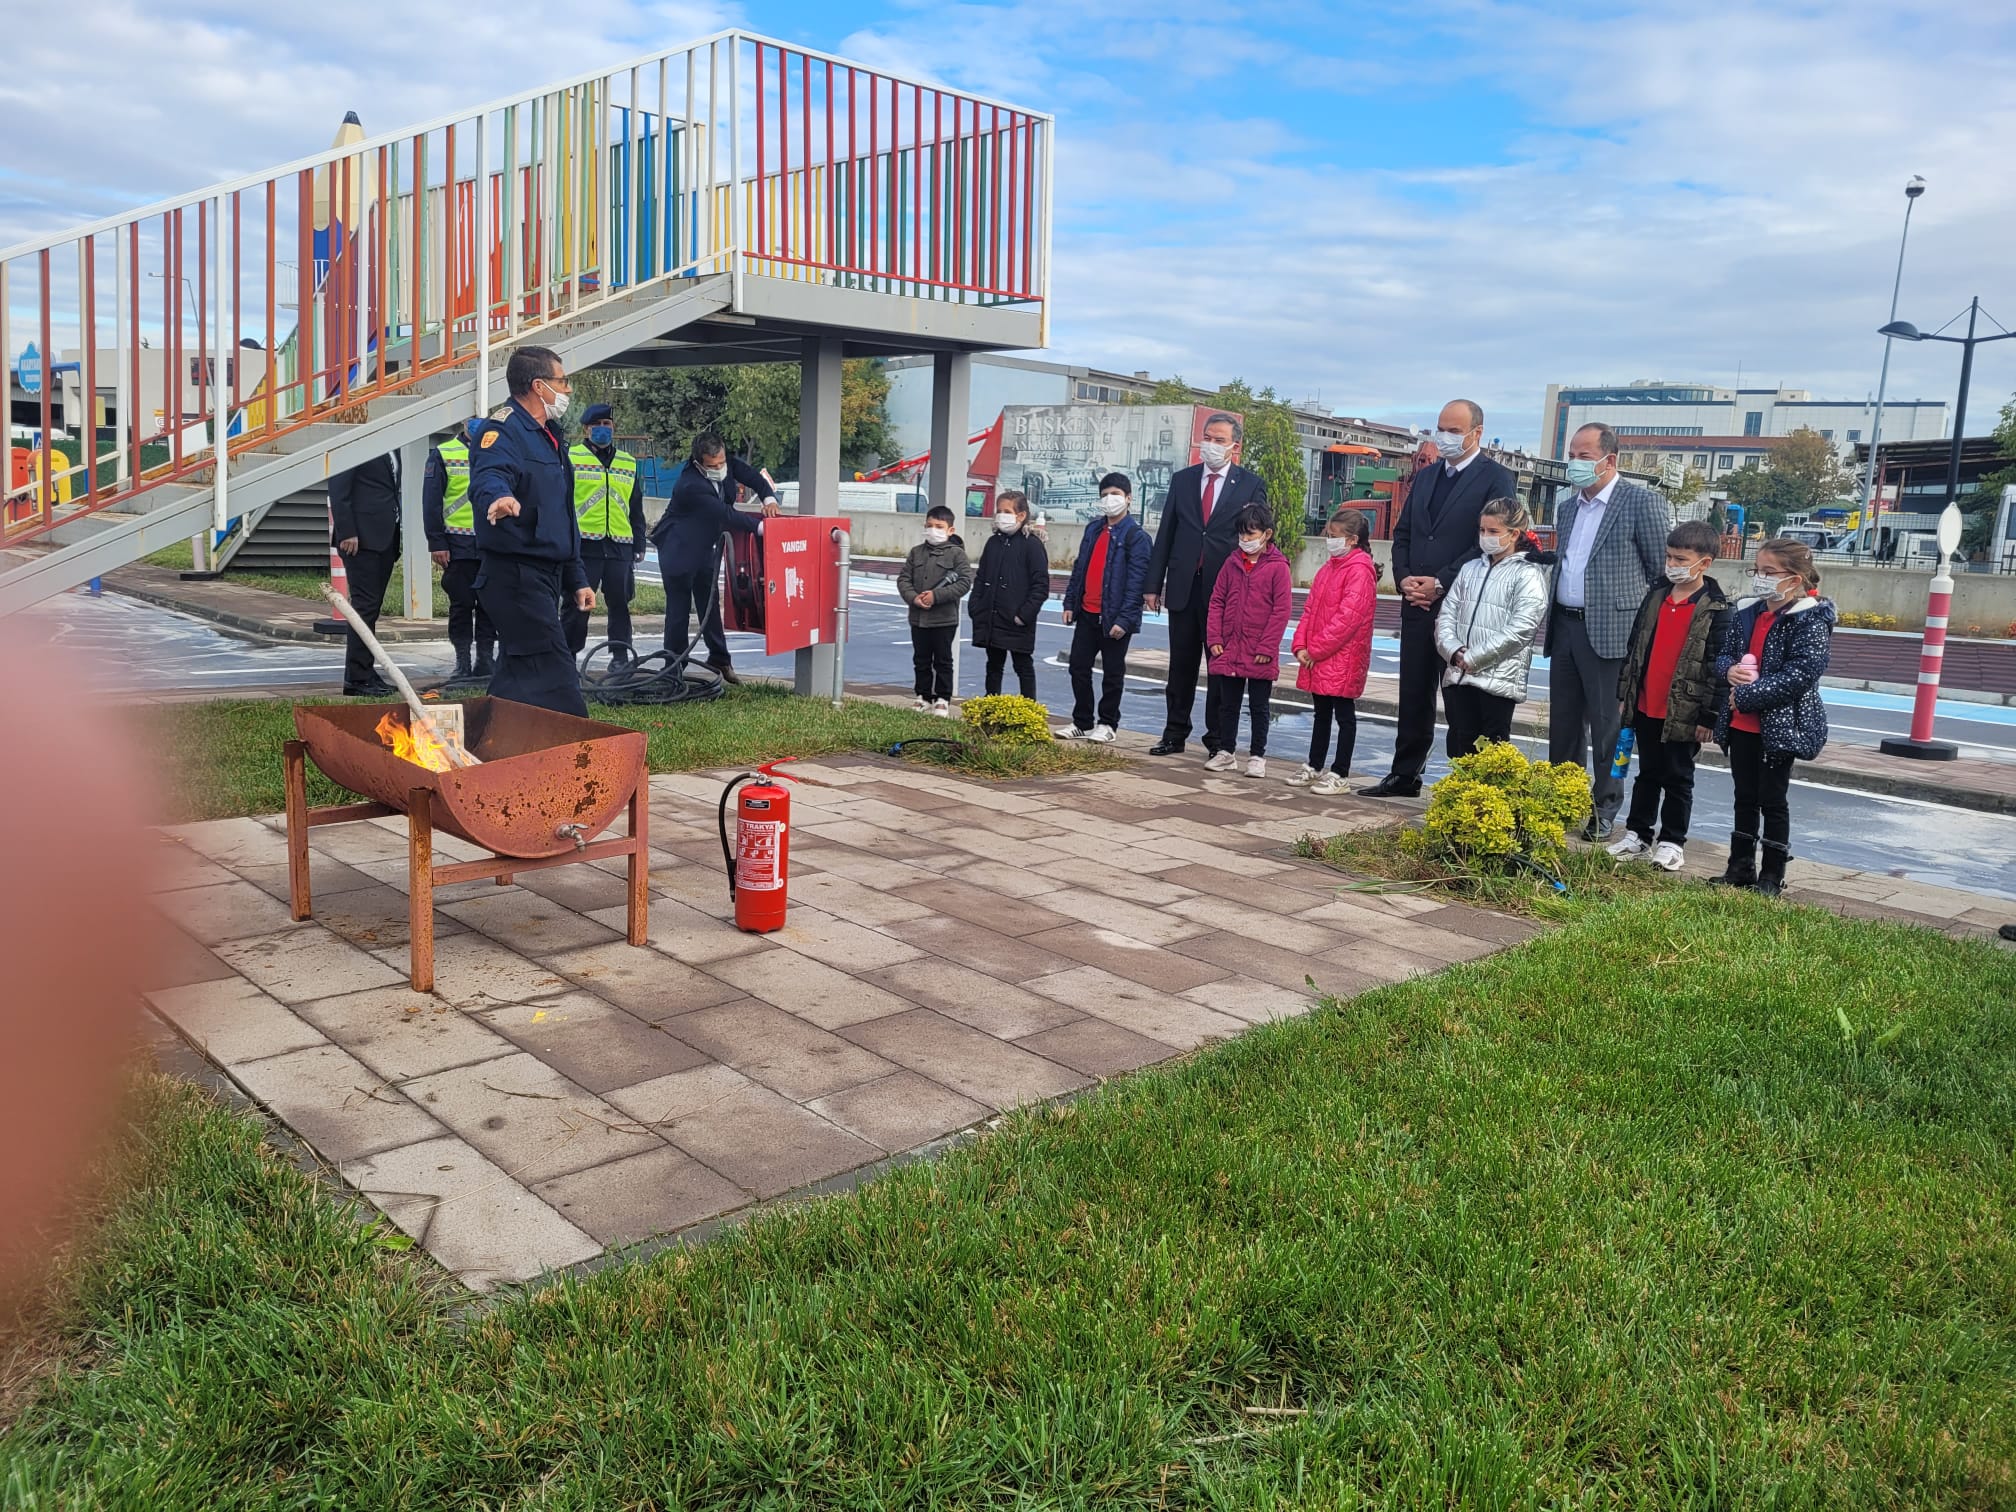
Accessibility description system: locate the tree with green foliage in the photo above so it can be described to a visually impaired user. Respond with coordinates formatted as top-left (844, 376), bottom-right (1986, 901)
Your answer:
top-left (1769, 427), bottom-right (1855, 517)
top-left (1961, 391), bottom-right (2016, 559)
top-left (1213, 378), bottom-right (1309, 544)
top-left (569, 360), bottom-right (897, 481)
top-left (1124, 375), bottom-right (1198, 406)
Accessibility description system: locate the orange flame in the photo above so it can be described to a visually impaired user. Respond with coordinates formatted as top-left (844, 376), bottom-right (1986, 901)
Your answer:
top-left (375, 710), bottom-right (455, 772)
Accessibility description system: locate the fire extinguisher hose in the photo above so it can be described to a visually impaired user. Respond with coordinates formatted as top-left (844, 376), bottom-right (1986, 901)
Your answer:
top-left (717, 773), bottom-right (759, 902)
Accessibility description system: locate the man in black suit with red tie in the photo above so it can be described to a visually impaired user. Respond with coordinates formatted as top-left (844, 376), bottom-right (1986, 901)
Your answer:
top-left (1361, 398), bottom-right (1517, 797)
top-left (1144, 411), bottom-right (1267, 757)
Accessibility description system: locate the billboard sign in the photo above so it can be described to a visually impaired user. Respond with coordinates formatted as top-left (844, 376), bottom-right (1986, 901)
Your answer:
top-left (994, 403), bottom-right (1238, 530)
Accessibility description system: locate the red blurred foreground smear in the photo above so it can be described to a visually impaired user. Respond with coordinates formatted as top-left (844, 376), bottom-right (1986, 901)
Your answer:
top-left (0, 634), bottom-right (152, 1313)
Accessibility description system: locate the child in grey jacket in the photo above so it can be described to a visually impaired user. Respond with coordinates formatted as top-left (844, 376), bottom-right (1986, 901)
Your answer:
top-left (898, 505), bottom-right (970, 715)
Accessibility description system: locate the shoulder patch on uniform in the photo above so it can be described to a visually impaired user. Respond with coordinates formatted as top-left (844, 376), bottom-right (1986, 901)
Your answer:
top-left (480, 430), bottom-right (499, 449)
top-left (489, 405), bottom-right (514, 422)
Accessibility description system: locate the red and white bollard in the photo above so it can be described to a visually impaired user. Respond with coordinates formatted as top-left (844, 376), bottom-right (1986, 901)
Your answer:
top-left (1879, 504), bottom-right (1963, 761)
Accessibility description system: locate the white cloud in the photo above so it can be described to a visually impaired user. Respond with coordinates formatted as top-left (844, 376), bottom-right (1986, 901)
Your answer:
top-left (5, 0), bottom-right (2013, 447)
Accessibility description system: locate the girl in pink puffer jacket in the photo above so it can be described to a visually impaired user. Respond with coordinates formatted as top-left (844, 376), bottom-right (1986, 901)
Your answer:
top-left (1290, 508), bottom-right (1377, 795)
top-left (1205, 503), bottom-right (1295, 777)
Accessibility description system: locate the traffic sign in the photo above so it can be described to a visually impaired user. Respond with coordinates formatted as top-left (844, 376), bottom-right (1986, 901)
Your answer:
top-left (16, 343), bottom-right (42, 396)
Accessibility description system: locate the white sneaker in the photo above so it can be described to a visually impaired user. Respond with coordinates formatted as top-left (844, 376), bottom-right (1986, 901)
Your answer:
top-left (1287, 764), bottom-right (1319, 786)
top-left (912, 695), bottom-right (931, 712)
top-left (1204, 751), bottom-right (1236, 772)
top-left (932, 700), bottom-right (952, 718)
top-left (1650, 840), bottom-right (1687, 872)
top-left (1606, 833), bottom-right (1650, 860)
top-left (1310, 770), bottom-right (1346, 796)
top-left (1055, 724), bottom-right (1090, 740)
top-left (1245, 755), bottom-right (1268, 778)
top-left (1087, 724), bottom-right (1116, 744)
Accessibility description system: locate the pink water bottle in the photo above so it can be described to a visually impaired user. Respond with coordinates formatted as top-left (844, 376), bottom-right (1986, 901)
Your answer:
top-left (1738, 653), bottom-right (1757, 677)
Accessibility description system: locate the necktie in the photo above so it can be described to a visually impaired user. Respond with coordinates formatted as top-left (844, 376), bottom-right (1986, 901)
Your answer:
top-left (1201, 471), bottom-right (1220, 525)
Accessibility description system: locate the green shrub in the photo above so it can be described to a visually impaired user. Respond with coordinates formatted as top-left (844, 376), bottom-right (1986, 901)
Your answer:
top-left (959, 694), bottom-right (1053, 747)
top-left (1404, 740), bottom-right (1591, 872)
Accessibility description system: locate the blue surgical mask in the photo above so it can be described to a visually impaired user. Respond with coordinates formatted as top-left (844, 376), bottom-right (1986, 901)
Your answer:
top-left (588, 425), bottom-right (614, 447)
top-left (1565, 458), bottom-right (1602, 489)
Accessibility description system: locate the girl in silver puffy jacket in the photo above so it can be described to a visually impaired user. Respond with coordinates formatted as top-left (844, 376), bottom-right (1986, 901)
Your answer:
top-left (1434, 496), bottom-right (1551, 758)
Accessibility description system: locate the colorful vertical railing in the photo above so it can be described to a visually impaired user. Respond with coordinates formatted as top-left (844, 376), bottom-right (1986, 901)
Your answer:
top-left (0, 32), bottom-right (1051, 544)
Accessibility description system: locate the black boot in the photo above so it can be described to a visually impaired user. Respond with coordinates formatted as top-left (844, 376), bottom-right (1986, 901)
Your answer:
top-left (1755, 840), bottom-right (1790, 899)
top-left (473, 644), bottom-right (495, 679)
top-left (1714, 831), bottom-right (1758, 889)
top-left (451, 642), bottom-right (473, 680)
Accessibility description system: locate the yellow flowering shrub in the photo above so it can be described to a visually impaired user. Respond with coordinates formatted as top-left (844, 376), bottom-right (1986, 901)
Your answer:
top-left (960, 695), bottom-right (1054, 747)
top-left (1404, 741), bottom-right (1591, 871)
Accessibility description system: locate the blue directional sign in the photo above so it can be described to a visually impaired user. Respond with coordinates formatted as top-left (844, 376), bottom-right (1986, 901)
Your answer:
top-left (16, 342), bottom-right (42, 396)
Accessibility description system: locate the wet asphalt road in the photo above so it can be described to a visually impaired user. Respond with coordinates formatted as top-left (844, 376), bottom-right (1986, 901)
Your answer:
top-left (25, 579), bottom-right (2016, 902)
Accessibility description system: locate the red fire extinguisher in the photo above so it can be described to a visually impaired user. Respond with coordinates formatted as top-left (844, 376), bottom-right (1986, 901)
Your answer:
top-left (718, 759), bottom-right (796, 933)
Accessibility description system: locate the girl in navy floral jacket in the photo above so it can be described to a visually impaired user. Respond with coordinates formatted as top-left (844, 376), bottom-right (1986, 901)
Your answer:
top-left (1713, 538), bottom-right (1835, 897)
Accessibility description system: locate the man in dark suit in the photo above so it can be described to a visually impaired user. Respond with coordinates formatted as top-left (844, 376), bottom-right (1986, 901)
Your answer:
top-left (1144, 411), bottom-right (1266, 756)
top-left (649, 431), bottom-right (779, 683)
top-left (1361, 399), bottom-right (1517, 797)
top-left (329, 451), bottom-right (403, 697)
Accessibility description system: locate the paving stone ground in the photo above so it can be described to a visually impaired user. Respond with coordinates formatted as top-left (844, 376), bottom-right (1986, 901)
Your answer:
top-left (141, 748), bottom-right (2016, 1292)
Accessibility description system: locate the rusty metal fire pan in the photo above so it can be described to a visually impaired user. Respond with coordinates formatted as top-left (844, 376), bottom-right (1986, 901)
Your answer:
top-left (292, 698), bottom-right (648, 860)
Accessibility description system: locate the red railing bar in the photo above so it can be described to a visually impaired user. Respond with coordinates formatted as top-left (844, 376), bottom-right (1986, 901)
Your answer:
top-left (825, 59), bottom-right (836, 273)
top-left (796, 50), bottom-right (808, 266)
top-left (845, 66), bottom-right (856, 282)
top-left (930, 90), bottom-right (943, 290)
top-left (755, 42), bottom-right (766, 260)
top-left (1022, 116), bottom-right (1034, 301)
top-left (443, 127), bottom-right (457, 362)
top-left (409, 136), bottom-right (425, 382)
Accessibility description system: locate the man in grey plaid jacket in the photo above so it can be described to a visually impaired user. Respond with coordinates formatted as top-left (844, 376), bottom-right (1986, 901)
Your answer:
top-left (1546, 423), bottom-right (1671, 837)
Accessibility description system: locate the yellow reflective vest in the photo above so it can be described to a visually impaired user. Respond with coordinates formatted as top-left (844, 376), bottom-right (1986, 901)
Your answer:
top-left (568, 444), bottom-right (638, 541)
top-left (438, 437), bottom-right (473, 533)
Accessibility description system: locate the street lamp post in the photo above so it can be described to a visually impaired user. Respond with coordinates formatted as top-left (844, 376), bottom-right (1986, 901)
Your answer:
top-left (1860, 176), bottom-right (1927, 521)
top-left (1873, 297), bottom-right (2016, 760)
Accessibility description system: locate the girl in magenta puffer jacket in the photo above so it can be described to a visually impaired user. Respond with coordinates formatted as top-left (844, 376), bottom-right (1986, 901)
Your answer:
top-left (1290, 508), bottom-right (1377, 795)
top-left (1205, 503), bottom-right (1295, 777)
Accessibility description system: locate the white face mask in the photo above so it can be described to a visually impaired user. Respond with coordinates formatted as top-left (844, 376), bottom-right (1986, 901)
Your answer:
top-left (1199, 440), bottom-right (1231, 469)
top-left (1479, 532), bottom-right (1510, 557)
top-left (924, 526), bottom-right (949, 545)
top-left (1665, 560), bottom-right (1701, 585)
top-left (701, 464), bottom-right (728, 484)
top-left (539, 381), bottom-right (571, 420)
top-left (1750, 572), bottom-right (1788, 599)
top-left (1101, 492), bottom-right (1129, 517)
top-left (1238, 535), bottom-right (1267, 556)
top-left (1324, 535), bottom-right (1353, 557)
top-left (995, 513), bottom-right (1021, 534)
top-left (1435, 428), bottom-right (1470, 459)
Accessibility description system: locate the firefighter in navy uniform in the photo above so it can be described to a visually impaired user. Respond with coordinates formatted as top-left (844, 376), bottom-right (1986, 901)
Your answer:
top-left (422, 417), bottom-right (496, 683)
top-left (562, 403), bottom-right (647, 665)
top-left (469, 345), bottom-right (594, 718)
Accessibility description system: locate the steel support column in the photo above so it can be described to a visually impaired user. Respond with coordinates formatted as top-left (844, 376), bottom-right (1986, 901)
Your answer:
top-left (399, 435), bottom-right (435, 619)
top-left (794, 332), bottom-right (844, 696)
top-left (927, 350), bottom-right (972, 701)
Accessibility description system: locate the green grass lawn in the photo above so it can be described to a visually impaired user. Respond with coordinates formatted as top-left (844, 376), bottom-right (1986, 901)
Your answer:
top-left (5, 889), bottom-right (2011, 1505)
top-left (142, 542), bottom-right (670, 620)
top-left (137, 685), bottom-right (1119, 822)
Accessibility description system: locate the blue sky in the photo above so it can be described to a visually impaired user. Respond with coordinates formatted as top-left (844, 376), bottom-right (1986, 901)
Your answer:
top-left (5, 0), bottom-right (2014, 448)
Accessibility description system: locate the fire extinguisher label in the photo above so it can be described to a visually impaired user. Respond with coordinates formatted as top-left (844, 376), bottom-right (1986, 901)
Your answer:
top-left (736, 819), bottom-right (785, 891)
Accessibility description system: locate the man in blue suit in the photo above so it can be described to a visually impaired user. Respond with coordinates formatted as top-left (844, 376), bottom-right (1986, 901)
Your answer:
top-left (649, 432), bottom-right (779, 682)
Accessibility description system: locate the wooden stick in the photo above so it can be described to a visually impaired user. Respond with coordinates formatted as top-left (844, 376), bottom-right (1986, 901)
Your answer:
top-left (321, 583), bottom-right (480, 767)
top-left (283, 739), bottom-right (312, 920)
top-left (408, 787), bottom-right (436, 993)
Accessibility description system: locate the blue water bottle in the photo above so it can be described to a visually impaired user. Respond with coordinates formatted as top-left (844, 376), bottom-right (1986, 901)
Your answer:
top-left (1610, 725), bottom-right (1635, 778)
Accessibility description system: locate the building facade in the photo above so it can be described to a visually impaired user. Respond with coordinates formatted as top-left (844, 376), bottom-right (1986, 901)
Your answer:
top-left (1541, 380), bottom-right (1946, 463)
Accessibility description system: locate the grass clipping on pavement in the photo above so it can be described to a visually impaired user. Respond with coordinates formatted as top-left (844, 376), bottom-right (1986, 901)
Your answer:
top-left (135, 685), bottom-right (1122, 822)
top-left (6, 889), bottom-right (2013, 1505)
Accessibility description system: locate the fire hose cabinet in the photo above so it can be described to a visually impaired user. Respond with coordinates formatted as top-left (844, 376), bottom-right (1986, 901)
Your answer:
top-left (719, 515), bottom-right (851, 656)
